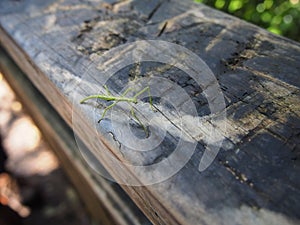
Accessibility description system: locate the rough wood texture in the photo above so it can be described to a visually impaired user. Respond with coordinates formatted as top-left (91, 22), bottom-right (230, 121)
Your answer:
top-left (0, 0), bottom-right (299, 225)
top-left (0, 46), bottom-right (151, 225)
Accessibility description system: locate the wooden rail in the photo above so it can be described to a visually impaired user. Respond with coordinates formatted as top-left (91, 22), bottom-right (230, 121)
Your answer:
top-left (0, 46), bottom-right (151, 225)
top-left (1, 0), bottom-right (299, 224)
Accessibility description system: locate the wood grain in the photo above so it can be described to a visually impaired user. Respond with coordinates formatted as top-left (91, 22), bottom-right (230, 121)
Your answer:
top-left (0, 0), bottom-right (299, 224)
top-left (0, 46), bottom-right (151, 225)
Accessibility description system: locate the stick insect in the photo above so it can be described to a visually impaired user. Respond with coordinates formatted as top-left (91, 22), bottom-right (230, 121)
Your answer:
top-left (80, 85), bottom-right (154, 137)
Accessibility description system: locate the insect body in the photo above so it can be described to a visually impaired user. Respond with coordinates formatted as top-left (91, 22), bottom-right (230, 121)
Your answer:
top-left (80, 85), bottom-right (154, 136)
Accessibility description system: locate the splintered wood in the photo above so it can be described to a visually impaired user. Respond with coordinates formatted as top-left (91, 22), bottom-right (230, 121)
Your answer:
top-left (0, 0), bottom-right (299, 224)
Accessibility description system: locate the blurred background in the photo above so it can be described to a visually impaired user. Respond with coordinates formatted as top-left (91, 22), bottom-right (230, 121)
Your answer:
top-left (195, 0), bottom-right (300, 42)
top-left (0, 72), bottom-right (92, 225)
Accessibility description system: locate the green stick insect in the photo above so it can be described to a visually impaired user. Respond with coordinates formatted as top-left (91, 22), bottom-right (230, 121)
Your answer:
top-left (80, 85), bottom-right (154, 136)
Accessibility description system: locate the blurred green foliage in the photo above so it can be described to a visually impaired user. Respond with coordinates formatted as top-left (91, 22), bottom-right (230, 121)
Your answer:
top-left (195, 0), bottom-right (300, 42)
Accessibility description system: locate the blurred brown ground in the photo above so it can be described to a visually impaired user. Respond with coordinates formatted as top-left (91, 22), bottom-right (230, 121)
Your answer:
top-left (0, 72), bottom-right (92, 225)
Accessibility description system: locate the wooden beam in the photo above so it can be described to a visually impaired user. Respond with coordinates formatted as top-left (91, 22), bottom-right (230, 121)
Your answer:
top-left (0, 0), bottom-right (299, 224)
top-left (0, 46), bottom-right (151, 225)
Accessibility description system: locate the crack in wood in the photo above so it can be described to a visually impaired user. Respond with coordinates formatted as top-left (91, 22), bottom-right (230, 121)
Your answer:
top-left (1, 0), bottom-right (300, 224)
top-left (156, 21), bottom-right (167, 37)
top-left (147, 1), bottom-right (163, 21)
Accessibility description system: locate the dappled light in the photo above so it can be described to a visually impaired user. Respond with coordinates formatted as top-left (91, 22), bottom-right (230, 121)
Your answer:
top-left (0, 73), bottom-right (58, 176)
top-left (0, 72), bottom-right (90, 224)
top-left (196, 0), bottom-right (300, 42)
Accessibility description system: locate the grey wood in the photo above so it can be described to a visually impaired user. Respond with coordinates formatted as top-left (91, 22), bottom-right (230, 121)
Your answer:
top-left (0, 0), bottom-right (299, 224)
top-left (0, 46), bottom-right (151, 225)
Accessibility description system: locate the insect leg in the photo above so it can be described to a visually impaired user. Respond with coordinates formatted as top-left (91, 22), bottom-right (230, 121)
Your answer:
top-left (104, 85), bottom-right (111, 96)
top-left (147, 86), bottom-right (155, 112)
top-left (130, 106), bottom-right (148, 137)
top-left (98, 87), bottom-right (135, 123)
top-left (133, 86), bottom-right (149, 100)
top-left (133, 86), bottom-right (155, 111)
top-left (98, 101), bottom-right (118, 123)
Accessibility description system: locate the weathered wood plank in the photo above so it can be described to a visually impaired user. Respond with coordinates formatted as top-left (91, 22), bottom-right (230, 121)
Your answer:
top-left (0, 0), bottom-right (299, 224)
top-left (0, 46), bottom-right (151, 225)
